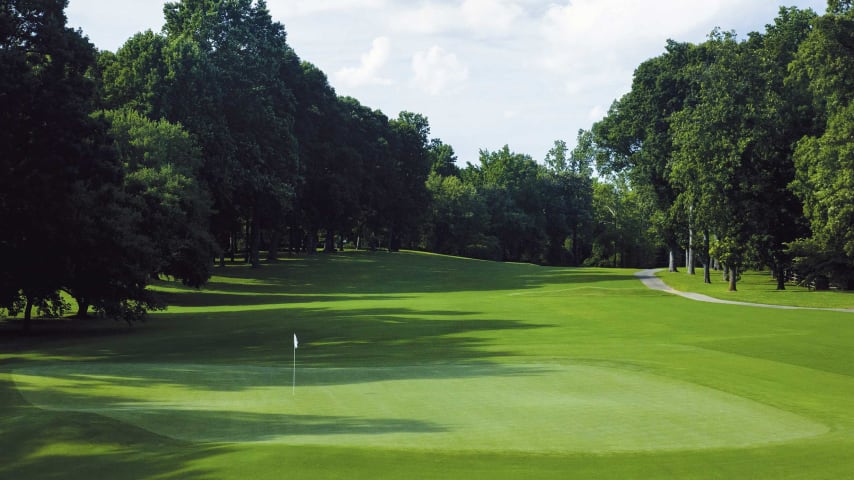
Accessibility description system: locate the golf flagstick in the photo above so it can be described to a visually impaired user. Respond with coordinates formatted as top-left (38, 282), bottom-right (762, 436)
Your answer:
top-left (292, 333), bottom-right (298, 395)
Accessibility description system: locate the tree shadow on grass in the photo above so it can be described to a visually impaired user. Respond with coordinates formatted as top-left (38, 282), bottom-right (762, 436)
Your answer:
top-left (182, 251), bottom-right (639, 296)
top-left (121, 305), bottom-right (553, 370)
top-left (101, 409), bottom-right (448, 443)
top-left (0, 375), bottom-right (232, 480)
top-left (155, 291), bottom-right (412, 308)
top-left (8, 305), bottom-right (554, 395)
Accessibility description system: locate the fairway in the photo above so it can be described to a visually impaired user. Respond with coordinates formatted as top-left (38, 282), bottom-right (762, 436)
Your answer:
top-left (3, 251), bottom-right (854, 479)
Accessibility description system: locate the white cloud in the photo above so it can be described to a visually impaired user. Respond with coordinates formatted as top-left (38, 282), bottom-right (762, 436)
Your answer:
top-left (392, 3), bottom-right (455, 35)
top-left (411, 46), bottom-right (470, 96)
top-left (460, 0), bottom-right (524, 34)
top-left (391, 0), bottom-right (525, 37)
top-left (269, 0), bottom-right (386, 18)
top-left (334, 36), bottom-right (394, 88)
top-left (537, 0), bottom-right (767, 98)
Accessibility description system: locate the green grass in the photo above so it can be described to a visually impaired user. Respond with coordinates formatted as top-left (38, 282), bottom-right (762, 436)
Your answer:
top-left (2, 251), bottom-right (854, 478)
top-left (656, 268), bottom-right (854, 309)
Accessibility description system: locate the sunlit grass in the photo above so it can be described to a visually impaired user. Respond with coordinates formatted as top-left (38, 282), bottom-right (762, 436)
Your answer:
top-left (2, 251), bottom-right (854, 479)
top-left (657, 269), bottom-right (854, 309)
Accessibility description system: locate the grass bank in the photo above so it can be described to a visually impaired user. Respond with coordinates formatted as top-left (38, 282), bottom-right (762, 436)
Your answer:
top-left (656, 268), bottom-right (854, 309)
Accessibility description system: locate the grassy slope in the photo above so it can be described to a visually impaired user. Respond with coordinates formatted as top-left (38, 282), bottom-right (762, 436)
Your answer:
top-left (1, 252), bottom-right (854, 479)
top-left (656, 269), bottom-right (854, 309)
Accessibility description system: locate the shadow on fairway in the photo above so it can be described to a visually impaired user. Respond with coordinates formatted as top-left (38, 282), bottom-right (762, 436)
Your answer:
top-left (0, 375), bottom-right (233, 480)
top-left (156, 291), bottom-right (413, 308)
top-left (108, 410), bottom-right (448, 443)
top-left (181, 251), bottom-right (638, 297)
top-left (114, 305), bottom-right (553, 372)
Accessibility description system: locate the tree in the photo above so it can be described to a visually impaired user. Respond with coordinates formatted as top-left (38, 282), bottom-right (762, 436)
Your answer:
top-left (292, 62), bottom-right (360, 254)
top-left (787, 4), bottom-right (854, 289)
top-left (423, 173), bottom-right (487, 256)
top-left (539, 136), bottom-right (595, 265)
top-left (428, 138), bottom-right (460, 177)
top-left (593, 41), bottom-right (696, 272)
top-left (103, 0), bottom-right (301, 267)
top-left (670, 29), bottom-right (806, 292)
top-left (0, 0), bottom-right (176, 325)
top-left (790, 103), bottom-right (854, 290)
top-left (336, 97), bottom-right (392, 251)
top-left (101, 109), bottom-right (218, 286)
top-left (384, 112), bottom-right (433, 251)
top-left (466, 146), bottom-right (546, 262)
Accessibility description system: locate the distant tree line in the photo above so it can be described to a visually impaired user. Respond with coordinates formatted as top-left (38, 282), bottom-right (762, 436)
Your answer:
top-left (2, 0), bottom-right (851, 326)
top-left (592, 4), bottom-right (854, 291)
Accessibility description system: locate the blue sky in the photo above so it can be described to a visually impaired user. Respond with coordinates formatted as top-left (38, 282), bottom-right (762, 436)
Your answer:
top-left (67, 0), bottom-right (828, 166)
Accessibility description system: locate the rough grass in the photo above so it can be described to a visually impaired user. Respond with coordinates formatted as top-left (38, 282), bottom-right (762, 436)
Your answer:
top-left (2, 251), bottom-right (854, 479)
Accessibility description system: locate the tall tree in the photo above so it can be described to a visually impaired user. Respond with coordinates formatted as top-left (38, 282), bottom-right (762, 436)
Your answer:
top-left (593, 41), bottom-right (696, 272)
top-left (101, 108), bottom-right (218, 286)
top-left (670, 29), bottom-right (797, 291)
top-left (384, 112), bottom-right (433, 251)
top-left (428, 138), bottom-right (460, 178)
top-left (292, 62), bottom-right (359, 254)
top-left (467, 146), bottom-right (546, 262)
top-left (0, 0), bottom-right (156, 324)
top-left (788, 3), bottom-right (854, 289)
top-left (540, 135), bottom-right (595, 265)
top-left (103, 0), bottom-right (301, 267)
top-left (745, 7), bottom-right (816, 289)
top-left (423, 172), bottom-right (487, 256)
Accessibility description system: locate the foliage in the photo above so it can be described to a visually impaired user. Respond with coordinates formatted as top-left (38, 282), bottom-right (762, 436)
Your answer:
top-left (591, 6), bottom-right (846, 289)
top-left (787, 5), bottom-right (854, 290)
top-left (0, 0), bottom-right (156, 323)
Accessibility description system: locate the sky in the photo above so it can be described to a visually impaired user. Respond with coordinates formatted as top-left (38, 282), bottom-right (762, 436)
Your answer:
top-left (66, 0), bottom-right (828, 166)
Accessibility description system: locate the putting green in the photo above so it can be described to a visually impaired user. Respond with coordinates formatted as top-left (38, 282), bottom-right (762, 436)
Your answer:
top-left (12, 362), bottom-right (826, 453)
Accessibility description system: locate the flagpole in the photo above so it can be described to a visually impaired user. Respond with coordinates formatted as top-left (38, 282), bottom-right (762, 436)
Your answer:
top-left (292, 333), bottom-right (297, 396)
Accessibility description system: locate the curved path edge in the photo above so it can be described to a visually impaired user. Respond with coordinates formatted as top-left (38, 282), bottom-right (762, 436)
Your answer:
top-left (635, 269), bottom-right (854, 313)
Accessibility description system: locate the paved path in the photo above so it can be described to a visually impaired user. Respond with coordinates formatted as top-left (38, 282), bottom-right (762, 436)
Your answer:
top-left (635, 269), bottom-right (854, 313)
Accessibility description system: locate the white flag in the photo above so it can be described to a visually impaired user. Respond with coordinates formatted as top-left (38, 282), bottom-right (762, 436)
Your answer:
top-left (293, 333), bottom-right (298, 349)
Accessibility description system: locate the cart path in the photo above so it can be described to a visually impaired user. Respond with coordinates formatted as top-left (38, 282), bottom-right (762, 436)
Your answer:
top-left (635, 269), bottom-right (854, 313)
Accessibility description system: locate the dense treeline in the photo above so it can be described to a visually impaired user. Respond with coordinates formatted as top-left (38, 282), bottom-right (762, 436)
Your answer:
top-left (2, 1), bottom-right (851, 326)
top-left (592, 3), bottom-right (854, 291)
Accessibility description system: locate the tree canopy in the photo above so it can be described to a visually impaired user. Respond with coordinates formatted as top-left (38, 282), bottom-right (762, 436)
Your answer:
top-left (4, 0), bottom-right (853, 328)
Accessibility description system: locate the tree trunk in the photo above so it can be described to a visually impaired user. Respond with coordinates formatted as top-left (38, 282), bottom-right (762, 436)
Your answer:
top-left (250, 215), bottom-right (261, 268)
top-left (728, 265), bottom-right (738, 292)
top-left (75, 297), bottom-right (90, 318)
top-left (723, 264), bottom-right (729, 282)
top-left (775, 263), bottom-right (786, 291)
top-left (306, 228), bottom-right (318, 255)
top-left (701, 231), bottom-right (710, 283)
top-left (687, 228), bottom-right (695, 275)
top-left (23, 296), bottom-right (33, 332)
top-left (288, 226), bottom-right (301, 255)
top-left (267, 230), bottom-right (280, 262)
top-left (324, 228), bottom-right (336, 253)
top-left (668, 249), bottom-right (679, 272)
